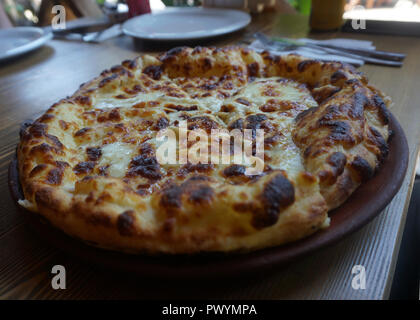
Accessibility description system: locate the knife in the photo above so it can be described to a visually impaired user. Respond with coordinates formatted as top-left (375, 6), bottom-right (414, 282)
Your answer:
top-left (82, 24), bottom-right (123, 43)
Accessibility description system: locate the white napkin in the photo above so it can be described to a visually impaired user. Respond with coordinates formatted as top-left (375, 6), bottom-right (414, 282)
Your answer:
top-left (248, 38), bottom-right (377, 67)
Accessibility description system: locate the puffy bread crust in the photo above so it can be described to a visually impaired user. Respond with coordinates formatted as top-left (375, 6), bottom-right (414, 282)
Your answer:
top-left (17, 46), bottom-right (390, 253)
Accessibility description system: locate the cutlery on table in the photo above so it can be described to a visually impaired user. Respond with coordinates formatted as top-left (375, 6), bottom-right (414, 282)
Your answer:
top-left (52, 22), bottom-right (123, 43)
top-left (253, 32), bottom-right (405, 67)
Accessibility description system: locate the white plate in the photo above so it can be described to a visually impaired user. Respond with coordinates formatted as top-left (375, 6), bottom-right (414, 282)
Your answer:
top-left (122, 7), bottom-right (251, 41)
top-left (0, 27), bottom-right (52, 62)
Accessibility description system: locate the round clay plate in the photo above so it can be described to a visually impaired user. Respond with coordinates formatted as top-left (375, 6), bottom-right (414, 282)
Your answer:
top-left (122, 7), bottom-right (251, 41)
top-left (0, 27), bottom-right (52, 62)
top-left (9, 112), bottom-right (408, 279)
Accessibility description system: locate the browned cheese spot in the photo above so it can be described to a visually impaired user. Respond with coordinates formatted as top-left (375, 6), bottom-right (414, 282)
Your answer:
top-left (311, 86), bottom-right (340, 104)
top-left (29, 164), bottom-right (48, 178)
top-left (74, 95), bottom-right (92, 107)
top-left (74, 127), bottom-right (91, 137)
top-left (73, 161), bottom-right (96, 175)
top-left (252, 174), bottom-right (295, 229)
top-left (59, 120), bottom-right (69, 130)
top-left (297, 60), bottom-right (318, 73)
top-left (319, 152), bottom-right (347, 185)
top-left (117, 210), bottom-right (136, 236)
top-left (98, 74), bottom-right (118, 88)
top-left (46, 167), bottom-right (64, 185)
top-left (331, 70), bottom-right (348, 84)
top-left (295, 107), bottom-right (318, 123)
top-left (108, 108), bottom-right (121, 121)
top-left (159, 176), bottom-right (214, 214)
top-left (38, 113), bottom-right (55, 123)
top-left (177, 163), bottom-right (214, 178)
top-left (159, 183), bottom-right (183, 212)
top-left (187, 116), bottom-right (219, 134)
top-left (247, 62), bottom-right (259, 78)
top-left (35, 188), bottom-right (60, 211)
top-left (165, 104), bottom-right (198, 112)
top-left (86, 147), bottom-right (102, 161)
top-left (153, 117), bottom-right (169, 130)
top-left (122, 59), bottom-right (138, 70)
top-left (236, 98), bottom-right (251, 106)
top-left (143, 65), bottom-right (163, 80)
top-left (29, 143), bottom-right (62, 157)
top-left (371, 95), bottom-right (390, 125)
top-left (220, 104), bottom-right (235, 112)
top-left (327, 152), bottom-right (347, 176)
top-left (199, 83), bottom-right (217, 91)
top-left (317, 119), bottom-right (355, 145)
top-left (367, 126), bottom-right (389, 162)
top-left (223, 164), bottom-right (246, 177)
top-left (126, 144), bottom-right (162, 180)
top-left (350, 156), bottom-right (374, 182)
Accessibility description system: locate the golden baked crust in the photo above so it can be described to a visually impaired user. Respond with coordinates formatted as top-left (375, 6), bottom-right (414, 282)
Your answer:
top-left (16, 47), bottom-right (391, 253)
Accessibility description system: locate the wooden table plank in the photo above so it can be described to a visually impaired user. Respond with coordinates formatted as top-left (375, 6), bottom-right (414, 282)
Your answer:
top-left (1, 12), bottom-right (419, 300)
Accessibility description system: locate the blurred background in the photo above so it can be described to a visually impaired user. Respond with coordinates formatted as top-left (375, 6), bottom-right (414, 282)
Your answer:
top-left (1, 0), bottom-right (420, 28)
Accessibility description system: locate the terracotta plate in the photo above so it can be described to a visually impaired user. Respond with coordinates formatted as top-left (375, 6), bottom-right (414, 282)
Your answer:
top-left (8, 112), bottom-right (408, 279)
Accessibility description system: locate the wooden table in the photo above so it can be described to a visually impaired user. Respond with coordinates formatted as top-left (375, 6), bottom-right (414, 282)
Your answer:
top-left (1, 12), bottom-right (419, 300)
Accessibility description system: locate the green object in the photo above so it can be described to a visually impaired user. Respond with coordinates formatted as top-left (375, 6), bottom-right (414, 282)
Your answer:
top-left (297, 0), bottom-right (311, 15)
top-left (288, 0), bottom-right (311, 15)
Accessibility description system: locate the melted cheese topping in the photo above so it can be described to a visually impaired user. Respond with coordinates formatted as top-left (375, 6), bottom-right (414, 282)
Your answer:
top-left (265, 117), bottom-right (305, 178)
top-left (226, 77), bottom-right (317, 109)
top-left (22, 72), bottom-right (320, 203)
top-left (68, 76), bottom-right (318, 190)
top-left (98, 142), bottom-right (136, 178)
